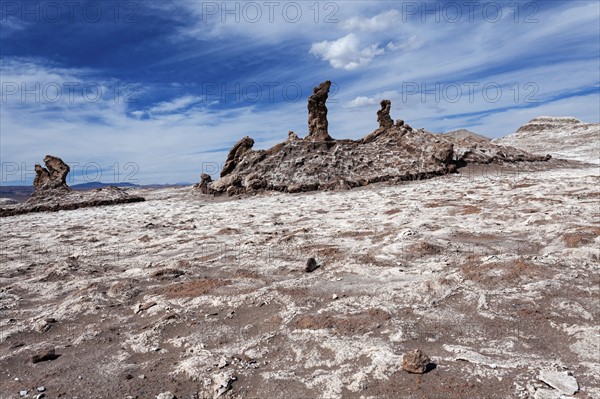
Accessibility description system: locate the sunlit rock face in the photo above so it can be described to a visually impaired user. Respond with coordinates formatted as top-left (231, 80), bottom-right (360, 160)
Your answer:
top-left (199, 81), bottom-right (551, 196)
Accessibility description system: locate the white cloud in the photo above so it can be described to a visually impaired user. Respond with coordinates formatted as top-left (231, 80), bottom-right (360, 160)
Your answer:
top-left (345, 96), bottom-right (377, 108)
top-left (343, 9), bottom-right (400, 32)
top-left (386, 35), bottom-right (424, 52)
top-left (147, 95), bottom-right (203, 115)
top-left (309, 33), bottom-right (384, 70)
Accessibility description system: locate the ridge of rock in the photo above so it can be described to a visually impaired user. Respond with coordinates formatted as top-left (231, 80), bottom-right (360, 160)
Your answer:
top-left (197, 81), bottom-right (551, 195)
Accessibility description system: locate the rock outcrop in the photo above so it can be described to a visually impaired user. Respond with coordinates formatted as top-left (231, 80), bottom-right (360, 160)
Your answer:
top-left (33, 155), bottom-right (70, 193)
top-left (196, 81), bottom-right (552, 196)
top-left (221, 136), bottom-right (255, 178)
top-left (0, 155), bottom-right (145, 217)
top-left (307, 80), bottom-right (333, 141)
top-left (377, 100), bottom-right (394, 129)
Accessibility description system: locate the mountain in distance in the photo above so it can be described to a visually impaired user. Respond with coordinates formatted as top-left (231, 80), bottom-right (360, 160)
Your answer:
top-left (443, 129), bottom-right (491, 143)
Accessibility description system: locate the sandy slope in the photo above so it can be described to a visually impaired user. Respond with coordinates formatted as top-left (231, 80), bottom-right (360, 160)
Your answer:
top-left (495, 117), bottom-right (600, 165)
top-left (0, 162), bottom-right (598, 398)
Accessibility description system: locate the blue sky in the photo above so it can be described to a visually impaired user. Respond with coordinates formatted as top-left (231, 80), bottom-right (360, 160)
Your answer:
top-left (1, 0), bottom-right (599, 185)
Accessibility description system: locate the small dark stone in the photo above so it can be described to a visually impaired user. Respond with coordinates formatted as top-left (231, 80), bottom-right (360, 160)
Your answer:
top-left (31, 349), bottom-right (61, 363)
top-left (305, 257), bottom-right (319, 273)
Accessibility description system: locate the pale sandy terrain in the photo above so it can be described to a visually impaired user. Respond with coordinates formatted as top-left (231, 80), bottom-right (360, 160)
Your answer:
top-left (1, 160), bottom-right (598, 398)
top-left (495, 117), bottom-right (600, 165)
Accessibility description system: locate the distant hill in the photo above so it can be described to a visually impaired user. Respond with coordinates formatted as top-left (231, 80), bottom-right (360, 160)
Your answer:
top-left (0, 186), bottom-right (34, 202)
top-left (494, 116), bottom-right (599, 164)
top-left (443, 129), bottom-right (491, 143)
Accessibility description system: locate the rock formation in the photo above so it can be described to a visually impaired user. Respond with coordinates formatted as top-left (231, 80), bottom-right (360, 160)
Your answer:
top-left (221, 136), bottom-right (254, 178)
top-left (33, 155), bottom-right (70, 193)
top-left (307, 80), bottom-right (333, 141)
top-left (195, 173), bottom-right (213, 194)
top-left (196, 80), bottom-right (552, 196)
top-left (0, 155), bottom-right (145, 217)
top-left (377, 100), bottom-right (394, 129)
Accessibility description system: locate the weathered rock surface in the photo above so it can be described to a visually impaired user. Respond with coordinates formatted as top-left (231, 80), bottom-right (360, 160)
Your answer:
top-left (377, 99), bottom-right (394, 129)
top-left (194, 173), bottom-right (213, 194)
top-left (0, 156), bottom-right (145, 217)
top-left (33, 155), bottom-right (70, 192)
top-left (198, 81), bottom-right (551, 195)
top-left (539, 370), bottom-right (579, 395)
top-left (221, 136), bottom-right (255, 178)
top-left (495, 116), bottom-right (600, 164)
top-left (402, 349), bottom-right (431, 374)
top-left (307, 80), bottom-right (333, 141)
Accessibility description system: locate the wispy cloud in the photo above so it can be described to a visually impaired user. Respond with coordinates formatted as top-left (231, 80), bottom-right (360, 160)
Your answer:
top-left (343, 9), bottom-right (400, 32)
top-left (310, 33), bottom-right (384, 70)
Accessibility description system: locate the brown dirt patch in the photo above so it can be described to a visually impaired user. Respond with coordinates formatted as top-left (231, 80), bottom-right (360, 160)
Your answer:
top-left (337, 230), bottom-right (374, 238)
top-left (563, 226), bottom-right (600, 248)
top-left (403, 241), bottom-right (445, 261)
top-left (293, 308), bottom-right (391, 335)
top-left (161, 278), bottom-right (231, 298)
top-left (460, 259), bottom-right (546, 285)
top-left (216, 227), bottom-right (240, 235)
top-left (458, 205), bottom-right (481, 215)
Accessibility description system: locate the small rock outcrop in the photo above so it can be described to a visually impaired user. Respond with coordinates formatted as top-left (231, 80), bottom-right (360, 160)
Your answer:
top-left (377, 100), bottom-right (394, 129)
top-left (307, 80), bottom-right (333, 141)
top-left (402, 349), bottom-right (431, 374)
top-left (195, 173), bottom-right (213, 194)
top-left (196, 80), bottom-right (552, 196)
top-left (0, 156), bottom-right (145, 217)
top-left (221, 136), bottom-right (254, 177)
top-left (33, 155), bottom-right (70, 193)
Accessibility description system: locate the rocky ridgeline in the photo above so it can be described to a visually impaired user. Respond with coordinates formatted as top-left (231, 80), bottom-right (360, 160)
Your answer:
top-left (495, 116), bottom-right (600, 164)
top-left (198, 81), bottom-right (550, 196)
top-left (0, 156), bottom-right (145, 217)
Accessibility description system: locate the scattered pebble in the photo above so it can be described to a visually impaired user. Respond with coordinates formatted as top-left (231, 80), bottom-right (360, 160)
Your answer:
top-left (402, 349), bottom-right (432, 374)
top-left (156, 392), bottom-right (176, 399)
top-left (217, 357), bottom-right (229, 369)
top-left (31, 349), bottom-right (60, 363)
top-left (37, 386), bottom-right (46, 392)
top-left (332, 294), bottom-right (338, 300)
top-left (305, 257), bottom-right (319, 273)
top-left (19, 390), bottom-right (28, 397)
